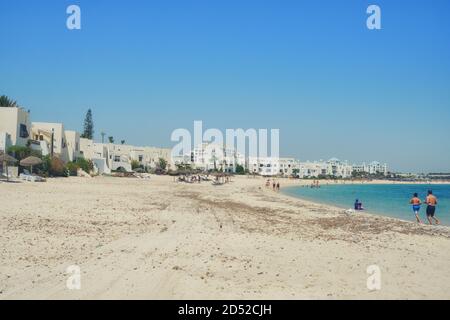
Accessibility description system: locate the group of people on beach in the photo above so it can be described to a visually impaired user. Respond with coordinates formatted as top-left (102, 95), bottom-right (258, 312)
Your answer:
top-left (410, 190), bottom-right (440, 225)
top-left (310, 180), bottom-right (320, 188)
top-left (265, 179), bottom-right (280, 192)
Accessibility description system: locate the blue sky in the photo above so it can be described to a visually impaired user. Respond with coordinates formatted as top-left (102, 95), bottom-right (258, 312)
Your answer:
top-left (1, 0), bottom-right (449, 172)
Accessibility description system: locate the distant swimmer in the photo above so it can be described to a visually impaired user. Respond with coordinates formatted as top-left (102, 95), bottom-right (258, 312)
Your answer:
top-left (410, 193), bottom-right (422, 223)
top-left (425, 190), bottom-right (440, 225)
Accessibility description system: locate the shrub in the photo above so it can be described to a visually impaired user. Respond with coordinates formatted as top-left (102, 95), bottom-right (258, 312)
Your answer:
top-left (235, 164), bottom-right (245, 175)
top-left (131, 160), bottom-right (141, 170)
top-left (37, 155), bottom-right (52, 176)
top-left (39, 156), bottom-right (67, 177)
top-left (158, 158), bottom-right (168, 171)
top-left (66, 162), bottom-right (80, 176)
top-left (51, 157), bottom-right (67, 177)
top-left (75, 157), bottom-right (93, 173)
top-left (154, 167), bottom-right (166, 175)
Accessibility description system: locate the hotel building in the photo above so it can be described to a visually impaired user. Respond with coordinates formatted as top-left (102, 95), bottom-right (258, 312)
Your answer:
top-left (0, 107), bottom-right (31, 152)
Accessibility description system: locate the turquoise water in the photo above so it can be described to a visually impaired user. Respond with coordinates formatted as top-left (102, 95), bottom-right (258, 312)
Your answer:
top-left (282, 184), bottom-right (450, 226)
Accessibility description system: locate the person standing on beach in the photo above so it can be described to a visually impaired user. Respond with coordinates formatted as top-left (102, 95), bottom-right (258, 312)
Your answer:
top-left (410, 193), bottom-right (422, 223)
top-left (276, 182), bottom-right (280, 192)
top-left (425, 190), bottom-right (440, 225)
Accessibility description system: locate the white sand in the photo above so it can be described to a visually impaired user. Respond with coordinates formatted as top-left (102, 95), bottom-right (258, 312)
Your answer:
top-left (0, 175), bottom-right (449, 299)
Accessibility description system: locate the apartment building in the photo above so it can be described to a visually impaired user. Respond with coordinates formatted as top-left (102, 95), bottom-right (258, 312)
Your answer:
top-left (0, 107), bottom-right (31, 151)
top-left (352, 161), bottom-right (388, 175)
top-left (189, 143), bottom-right (243, 172)
top-left (298, 158), bottom-right (353, 178)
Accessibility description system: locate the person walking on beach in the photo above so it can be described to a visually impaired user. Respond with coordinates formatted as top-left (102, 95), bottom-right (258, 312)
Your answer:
top-left (276, 182), bottom-right (280, 192)
top-left (425, 190), bottom-right (440, 225)
top-left (410, 193), bottom-right (422, 223)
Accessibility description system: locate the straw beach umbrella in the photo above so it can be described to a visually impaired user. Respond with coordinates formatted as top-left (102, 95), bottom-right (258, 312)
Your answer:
top-left (20, 156), bottom-right (43, 174)
top-left (0, 152), bottom-right (18, 182)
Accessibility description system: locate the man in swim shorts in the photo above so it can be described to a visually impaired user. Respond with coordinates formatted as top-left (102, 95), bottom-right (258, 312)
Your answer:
top-left (425, 190), bottom-right (440, 225)
top-left (410, 193), bottom-right (422, 223)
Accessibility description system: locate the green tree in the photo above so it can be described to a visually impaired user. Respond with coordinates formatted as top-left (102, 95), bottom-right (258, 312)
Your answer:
top-left (0, 95), bottom-right (19, 108)
top-left (81, 109), bottom-right (94, 139)
top-left (158, 158), bottom-right (168, 171)
top-left (108, 136), bottom-right (114, 143)
top-left (121, 140), bottom-right (125, 145)
top-left (235, 164), bottom-right (245, 175)
top-left (7, 145), bottom-right (41, 161)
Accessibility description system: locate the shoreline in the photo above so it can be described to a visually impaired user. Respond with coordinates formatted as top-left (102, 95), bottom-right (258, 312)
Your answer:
top-left (279, 186), bottom-right (450, 230)
top-left (1, 175), bottom-right (450, 299)
top-left (279, 183), bottom-right (450, 228)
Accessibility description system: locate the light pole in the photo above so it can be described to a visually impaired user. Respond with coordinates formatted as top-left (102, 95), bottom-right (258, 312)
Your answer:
top-left (51, 128), bottom-right (54, 158)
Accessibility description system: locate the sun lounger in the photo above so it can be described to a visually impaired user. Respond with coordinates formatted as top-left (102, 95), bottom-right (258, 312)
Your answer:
top-left (19, 173), bottom-right (46, 182)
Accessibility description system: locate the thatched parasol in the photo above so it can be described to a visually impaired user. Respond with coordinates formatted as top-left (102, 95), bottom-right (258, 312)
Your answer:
top-left (20, 156), bottom-right (43, 174)
top-left (0, 152), bottom-right (17, 163)
top-left (0, 152), bottom-right (18, 182)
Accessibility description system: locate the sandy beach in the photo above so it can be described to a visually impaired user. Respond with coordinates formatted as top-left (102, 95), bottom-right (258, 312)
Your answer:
top-left (1, 175), bottom-right (449, 300)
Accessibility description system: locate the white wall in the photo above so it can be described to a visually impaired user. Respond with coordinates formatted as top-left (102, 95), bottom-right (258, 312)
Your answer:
top-left (0, 107), bottom-right (31, 147)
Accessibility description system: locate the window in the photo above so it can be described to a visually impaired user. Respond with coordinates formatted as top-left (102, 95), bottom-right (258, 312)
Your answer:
top-left (138, 155), bottom-right (143, 162)
top-left (114, 156), bottom-right (121, 162)
top-left (19, 124), bottom-right (29, 138)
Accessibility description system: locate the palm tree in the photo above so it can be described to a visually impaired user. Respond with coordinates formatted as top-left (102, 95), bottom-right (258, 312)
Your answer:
top-left (0, 95), bottom-right (19, 108)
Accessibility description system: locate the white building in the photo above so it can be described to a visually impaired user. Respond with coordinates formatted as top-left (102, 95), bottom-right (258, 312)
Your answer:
top-left (0, 107), bottom-right (31, 151)
top-left (352, 161), bottom-right (388, 175)
top-left (65, 130), bottom-right (81, 162)
top-left (298, 158), bottom-right (353, 178)
top-left (79, 139), bottom-right (173, 174)
top-left (31, 122), bottom-right (70, 162)
top-left (248, 157), bottom-right (300, 177)
top-left (189, 143), bottom-right (243, 172)
top-left (298, 161), bottom-right (328, 178)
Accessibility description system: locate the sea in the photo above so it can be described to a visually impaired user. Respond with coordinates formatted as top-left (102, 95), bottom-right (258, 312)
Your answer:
top-left (282, 183), bottom-right (450, 226)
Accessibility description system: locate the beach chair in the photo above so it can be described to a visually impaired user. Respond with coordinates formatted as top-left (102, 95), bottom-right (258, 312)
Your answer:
top-left (19, 169), bottom-right (46, 182)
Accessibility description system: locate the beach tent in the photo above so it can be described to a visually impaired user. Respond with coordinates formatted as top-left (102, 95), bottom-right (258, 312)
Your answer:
top-left (20, 156), bottom-right (43, 174)
top-left (0, 152), bottom-right (18, 182)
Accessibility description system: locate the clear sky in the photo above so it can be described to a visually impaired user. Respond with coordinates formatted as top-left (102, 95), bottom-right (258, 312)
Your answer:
top-left (1, 0), bottom-right (449, 172)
